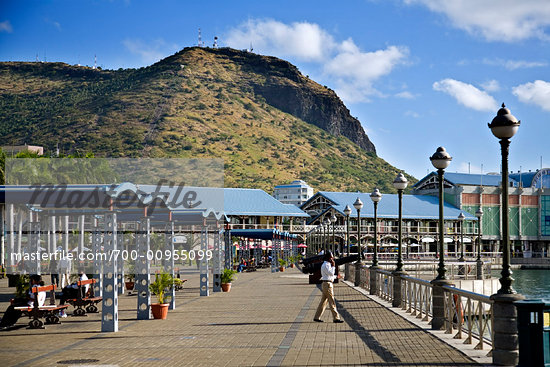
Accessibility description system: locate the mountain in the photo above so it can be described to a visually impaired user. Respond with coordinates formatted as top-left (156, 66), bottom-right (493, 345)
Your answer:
top-left (0, 47), bottom-right (415, 192)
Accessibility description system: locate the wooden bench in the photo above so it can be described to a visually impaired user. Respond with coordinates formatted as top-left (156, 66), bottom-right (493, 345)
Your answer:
top-left (65, 279), bottom-right (102, 316)
top-left (14, 284), bottom-right (69, 329)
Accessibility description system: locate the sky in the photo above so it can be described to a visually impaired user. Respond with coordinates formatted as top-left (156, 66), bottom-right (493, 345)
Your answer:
top-left (1, 0), bottom-right (549, 181)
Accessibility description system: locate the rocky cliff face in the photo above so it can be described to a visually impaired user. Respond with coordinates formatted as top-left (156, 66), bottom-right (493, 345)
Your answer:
top-left (194, 47), bottom-right (377, 154)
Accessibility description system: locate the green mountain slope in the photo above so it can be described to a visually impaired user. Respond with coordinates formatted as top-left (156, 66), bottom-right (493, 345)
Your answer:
top-left (0, 47), bottom-right (415, 192)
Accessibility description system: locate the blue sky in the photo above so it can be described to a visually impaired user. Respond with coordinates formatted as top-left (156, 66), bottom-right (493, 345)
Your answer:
top-left (1, 0), bottom-right (549, 181)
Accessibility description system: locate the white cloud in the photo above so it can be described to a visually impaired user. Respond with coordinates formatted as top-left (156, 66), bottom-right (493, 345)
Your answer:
top-left (123, 38), bottom-right (180, 65)
top-left (395, 91), bottom-right (416, 99)
top-left (0, 20), bottom-right (13, 33)
top-left (225, 19), bottom-right (409, 104)
top-left (483, 58), bottom-right (548, 70)
top-left (404, 110), bottom-right (420, 118)
top-left (512, 80), bottom-right (550, 111)
top-left (225, 19), bottom-right (335, 62)
top-left (480, 79), bottom-right (500, 92)
top-left (404, 0), bottom-right (550, 42)
top-left (433, 78), bottom-right (498, 111)
top-left (325, 42), bottom-right (409, 102)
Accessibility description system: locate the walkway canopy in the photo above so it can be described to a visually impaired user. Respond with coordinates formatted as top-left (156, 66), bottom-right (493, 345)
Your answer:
top-left (229, 228), bottom-right (298, 240)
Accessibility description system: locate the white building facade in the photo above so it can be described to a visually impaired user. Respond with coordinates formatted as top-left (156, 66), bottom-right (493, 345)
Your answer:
top-left (273, 180), bottom-right (314, 206)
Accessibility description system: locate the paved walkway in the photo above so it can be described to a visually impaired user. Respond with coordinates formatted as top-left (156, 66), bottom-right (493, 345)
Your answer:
top-left (0, 269), bottom-right (481, 366)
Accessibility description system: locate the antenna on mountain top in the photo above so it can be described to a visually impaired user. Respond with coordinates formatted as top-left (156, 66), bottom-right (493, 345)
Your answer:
top-left (249, 42), bottom-right (253, 52)
top-left (35, 54), bottom-right (39, 62)
top-left (198, 28), bottom-right (204, 47)
top-left (213, 36), bottom-right (218, 48)
top-left (93, 54), bottom-right (97, 69)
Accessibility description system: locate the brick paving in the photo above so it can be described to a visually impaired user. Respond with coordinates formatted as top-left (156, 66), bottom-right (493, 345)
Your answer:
top-left (0, 268), bottom-right (481, 366)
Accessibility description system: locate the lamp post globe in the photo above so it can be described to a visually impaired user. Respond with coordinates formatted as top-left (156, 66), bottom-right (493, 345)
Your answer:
top-left (392, 174), bottom-right (408, 272)
top-left (489, 103), bottom-right (520, 295)
top-left (431, 146), bottom-right (452, 280)
top-left (370, 188), bottom-right (382, 267)
top-left (488, 103), bottom-right (520, 140)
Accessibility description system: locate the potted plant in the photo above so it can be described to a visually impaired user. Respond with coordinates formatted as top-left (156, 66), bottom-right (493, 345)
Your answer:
top-left (278, 258), bottom-right (287, 272)
top-left (220, 268), bottom-right (237, 292)
top-left (125, 263), bottom-right (136, 292)
top-left (288, 255), bottom-right (299, 268)
top-left (149, 272), bottom-right (174, 319)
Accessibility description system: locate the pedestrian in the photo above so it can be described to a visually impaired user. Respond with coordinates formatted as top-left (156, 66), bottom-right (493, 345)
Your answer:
top-left (313, 251), bottom-right (343, 323)
top-left (49, 254), bottom-right (59, 288)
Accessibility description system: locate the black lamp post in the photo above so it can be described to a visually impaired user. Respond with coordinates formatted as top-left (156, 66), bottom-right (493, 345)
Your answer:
top-left (353, 197), bottom-right (363, 287)
top-left (430, 146), bottom-right (452, 280)
top-left (458, 212), bottom-right (465, 262)
top-left (344, 205), bottom-right (351, 256)
top-left (488, 103), bottom-right (520, 294)
top-left (475, 207), bottom-right (483, 279)
top-left (370, 188), bottom-right (382, 267)
top-left (393, 173), bottom-right (408, 272)
top-left (354, 197), bottom-right (363, 262)
top-left (324, 218), bottom-right (330, 251)
top-left (331, 214), bottom-right (337, 255)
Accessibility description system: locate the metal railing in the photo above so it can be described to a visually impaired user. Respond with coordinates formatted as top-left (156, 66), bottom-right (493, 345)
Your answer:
top-left (442, 285), bottom-right (494, 353)
top-left (347, 263), bottom-right (495, 355)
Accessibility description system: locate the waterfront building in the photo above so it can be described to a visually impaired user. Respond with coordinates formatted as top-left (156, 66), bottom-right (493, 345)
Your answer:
top-left (413, 169), bottom-right (550, 257)
top-left (300, 191), bottom-right (476, 255)
top-left (273, 180), bottom-right (314, 206)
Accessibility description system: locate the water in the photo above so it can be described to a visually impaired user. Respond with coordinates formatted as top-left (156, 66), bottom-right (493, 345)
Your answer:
top-left (492, 269), bottom-right (550, 301)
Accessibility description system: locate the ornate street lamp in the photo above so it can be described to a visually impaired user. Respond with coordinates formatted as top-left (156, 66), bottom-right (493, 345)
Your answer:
top-left (353, 197), bottom-right (363, 261)
top-left (370, 188), bottom-right (382, 267)
top-left (344, 205), bottom-right (352, 256)
top-left (458, 212), bottom-right (466, 276)
top-left (458, 212), bottom-right (465, 262)
top-left (353, 197), bottom-right (363, 287)
top-left (475, 207), bottom-right (483, 279)
top-left (331, 214), bottom-right (337, 255)
top-left (393, 173), bottom-right (408, 272)
top-left (323, 218), bottom-right (330, 251)
top-left (430, 146), bottom-right (452, 280)
top-left (488, 103), bottom-right (520, 294)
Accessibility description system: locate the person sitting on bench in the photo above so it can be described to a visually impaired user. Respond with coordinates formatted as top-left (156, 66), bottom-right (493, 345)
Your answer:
top-left (0, 275), bottom-right (46, 329)
top-left (58, 270), bottom-right (88, 316)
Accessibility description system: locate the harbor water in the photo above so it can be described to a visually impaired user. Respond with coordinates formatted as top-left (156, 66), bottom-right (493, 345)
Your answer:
top-left (493, 269), bottom-right (550, 301)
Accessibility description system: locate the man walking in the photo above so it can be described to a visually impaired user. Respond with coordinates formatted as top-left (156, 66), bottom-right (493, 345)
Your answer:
top-left (313, 251), bottom-right (344, 323)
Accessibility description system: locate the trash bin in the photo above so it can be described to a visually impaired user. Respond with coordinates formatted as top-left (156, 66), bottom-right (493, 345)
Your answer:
top-left (514, 299), bottom-right (550, 367)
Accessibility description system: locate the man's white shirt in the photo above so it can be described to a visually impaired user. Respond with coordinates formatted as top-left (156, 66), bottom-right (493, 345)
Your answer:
top-left (320, 261), bottom-right (336, 282)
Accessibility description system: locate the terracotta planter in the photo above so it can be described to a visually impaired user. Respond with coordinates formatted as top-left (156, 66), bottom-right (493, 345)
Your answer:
top-left (279, 267), bottom-right (285, 272)
top-left (151, 303), bottom-right (169, 319)
top-left (221, 283), bottom-right (231, 292)
top-left (290, 263), bottom-right (295, 268)
top-left (125, 281), bottom-right (135, 291)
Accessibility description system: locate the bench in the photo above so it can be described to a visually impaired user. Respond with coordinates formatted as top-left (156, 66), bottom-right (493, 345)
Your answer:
top-left (14, 284), bottom-right (69, 329)
top-left (65, 279), bottom-right (102, 316)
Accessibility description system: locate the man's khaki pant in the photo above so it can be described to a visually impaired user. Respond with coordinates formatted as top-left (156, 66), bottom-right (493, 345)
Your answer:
top-left (314, 281), bottom-right (341, 321)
